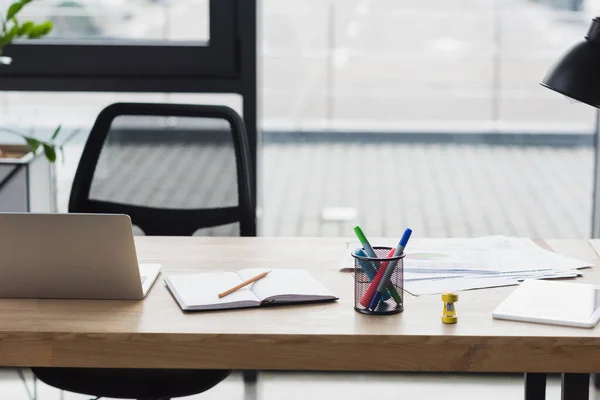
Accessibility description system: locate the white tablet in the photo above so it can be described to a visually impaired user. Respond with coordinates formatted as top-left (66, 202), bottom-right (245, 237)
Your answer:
top-left (492, 279), bottom-right (600, 328)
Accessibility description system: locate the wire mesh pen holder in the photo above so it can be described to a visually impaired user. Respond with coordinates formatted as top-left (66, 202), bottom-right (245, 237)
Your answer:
top-left (352, 247), bottom-right (404, 315)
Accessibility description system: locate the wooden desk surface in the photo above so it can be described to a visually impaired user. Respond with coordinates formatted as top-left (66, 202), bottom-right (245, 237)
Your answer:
top-left (1, 237), bottom-right (600, 373)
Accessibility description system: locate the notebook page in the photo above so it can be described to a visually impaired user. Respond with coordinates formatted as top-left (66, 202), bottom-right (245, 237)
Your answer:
top-left (165, 272), bottom-right (260, 311)
top-left (237, 269), bottom-right (336, 303)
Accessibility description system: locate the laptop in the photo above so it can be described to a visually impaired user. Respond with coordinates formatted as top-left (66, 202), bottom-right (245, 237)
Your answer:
top-left (0, 213), bottom-right (161, 300)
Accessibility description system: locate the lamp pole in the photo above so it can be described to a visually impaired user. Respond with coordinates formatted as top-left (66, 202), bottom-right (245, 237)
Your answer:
top-left (592, 109), bottom-right (600, 238)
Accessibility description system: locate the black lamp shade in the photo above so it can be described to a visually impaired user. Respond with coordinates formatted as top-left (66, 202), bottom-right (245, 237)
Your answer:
top-left (541, 18), bottom-right (600, 108)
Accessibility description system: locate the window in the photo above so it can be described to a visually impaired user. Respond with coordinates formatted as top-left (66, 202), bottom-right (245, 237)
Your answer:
top-left (261, 0), bottom-right (595, 131)
top-left (16, 0), bottom-right (211, 41)
top-left (0, 0), bottom-right (594, 239)
top-left (0, 0), bottom-right (237, 90)
top-left (259, 0), bottom-right (594, 238)
top-left (0, 91), bottom-right (242, 212)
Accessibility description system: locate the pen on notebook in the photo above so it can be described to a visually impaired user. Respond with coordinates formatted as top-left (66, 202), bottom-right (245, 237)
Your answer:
top-left (369, 228), bottom-right (412, 310)
top-left (218, 271), bottom-right (271, 298)
top-left (353, 226), bottom-right (402, 303)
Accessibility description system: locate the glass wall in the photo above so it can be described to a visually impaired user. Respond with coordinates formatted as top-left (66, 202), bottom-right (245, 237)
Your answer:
top-left (260, 0), bottom-right (595, 238)
top-left (262, 0), bottom-right (595, 129)
top-left (0, 0), bottom-right (595, 238)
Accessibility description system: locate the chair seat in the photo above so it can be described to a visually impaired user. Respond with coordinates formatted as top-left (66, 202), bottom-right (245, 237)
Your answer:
top-left (32, 367), bottom-right (231, 400)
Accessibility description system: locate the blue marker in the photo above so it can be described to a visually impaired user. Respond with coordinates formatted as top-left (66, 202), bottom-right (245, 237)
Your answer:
top-left (354, 248), bottom-right (378, 279)
top-left (369, 228), bottom-right (412, 310)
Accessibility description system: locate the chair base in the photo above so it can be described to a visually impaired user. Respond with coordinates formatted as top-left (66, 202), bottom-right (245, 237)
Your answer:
top-left (33, 367), bottom-right (231, 400)
top-left (136, 398), bottom-right (170, 400)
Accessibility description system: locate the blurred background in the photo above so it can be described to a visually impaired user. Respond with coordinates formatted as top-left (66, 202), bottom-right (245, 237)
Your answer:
top-left (0, 0), bottom-right (596, 239)
top-left (0, 1), bottom-right (598, 398)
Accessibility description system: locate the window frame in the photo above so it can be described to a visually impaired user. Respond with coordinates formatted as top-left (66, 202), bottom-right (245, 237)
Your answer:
top-left (0, 0), bottom-right (238, 91)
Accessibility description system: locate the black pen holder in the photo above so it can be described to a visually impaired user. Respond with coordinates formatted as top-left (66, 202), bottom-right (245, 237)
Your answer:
top-left (352, 247), bottom-right (404, 315)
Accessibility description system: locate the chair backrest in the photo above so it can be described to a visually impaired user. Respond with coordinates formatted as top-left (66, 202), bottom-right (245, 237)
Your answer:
top-left (69, 103), bottom-right (256, 237)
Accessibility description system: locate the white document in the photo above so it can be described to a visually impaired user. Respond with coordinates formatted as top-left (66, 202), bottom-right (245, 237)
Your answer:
top-left (405, 270), bottom-right (581, 296)
top-left (343, 236), bottom-right (592, 296)
top-left (343, 237), bottom-right (591, 275)
top-left (344, 240), bottom-right (497, 274)
top-left (504, 237), bottom-right (592, 271)
top-left (342, 236), bottom-right (592, 275)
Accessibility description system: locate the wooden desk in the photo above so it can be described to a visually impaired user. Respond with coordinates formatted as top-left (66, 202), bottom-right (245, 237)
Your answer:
top-left (0, 237), bottom-right (598, 399)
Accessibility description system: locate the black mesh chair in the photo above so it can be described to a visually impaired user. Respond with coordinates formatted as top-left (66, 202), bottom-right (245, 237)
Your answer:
top-left (67, 102), bottom-right (255, 236)
top-left (32, 103), bottom-right (256, 400)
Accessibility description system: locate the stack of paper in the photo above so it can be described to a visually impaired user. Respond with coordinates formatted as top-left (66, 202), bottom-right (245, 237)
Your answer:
top-left (342, 236), bottom-right (592, 296)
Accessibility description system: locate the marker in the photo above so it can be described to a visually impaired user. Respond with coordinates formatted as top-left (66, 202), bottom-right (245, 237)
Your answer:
top-left (353, 226), bottom-right (402, 304)
top-left (395, 228), bottom-right (412, 256)
top-left (354, 248), bottom-right (392, 302)
top-left (353, 226), bottom-right (376, 258)
top-left (359, 247), bottom-right (395, 307)
top-left (369, 229), bottom-right (412, 310)
top-left (354, 248), bottom-right (378, 279)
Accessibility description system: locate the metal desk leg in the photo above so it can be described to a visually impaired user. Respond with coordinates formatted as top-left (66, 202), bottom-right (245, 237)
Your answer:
top-left (243, 370), bottom-right (258, 383)
top-left (561, 373), bottom-right (589, 400)
top-left (525, 373), bottom-right (547, 400)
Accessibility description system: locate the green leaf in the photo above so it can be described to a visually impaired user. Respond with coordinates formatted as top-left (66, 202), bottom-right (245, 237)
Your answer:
top-left (6, 2), bottom-right (23, 21)
top-left (18, 21), bottom-right (33, 36)
top-left (23, 136), bottom-right (40, 153)
top-left (43, 144), bottom-right (56, 163)
top-left (40, 20), bottom-right (53, 34)
top-left (0, 22), bottom-right (19, 46)
top-left (27, 21), bottom-right (52, 39)
top-left (8, 23), bottom-right (18, 36)
top-left (51, 124), bottom-right (61, 140)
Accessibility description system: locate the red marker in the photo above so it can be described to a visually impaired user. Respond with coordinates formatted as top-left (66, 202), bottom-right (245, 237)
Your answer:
top-left (359, 247), bottom-right (396, 308)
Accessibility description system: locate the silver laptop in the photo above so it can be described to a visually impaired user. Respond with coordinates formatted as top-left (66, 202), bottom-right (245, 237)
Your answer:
top-left (0, 213), bottom-right (161, 300)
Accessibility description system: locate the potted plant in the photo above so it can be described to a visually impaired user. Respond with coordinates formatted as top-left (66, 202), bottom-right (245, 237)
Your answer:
top-left (0, 0), bottom-right (60, 211)
top-left (0, 0), bottom-right (59, 161)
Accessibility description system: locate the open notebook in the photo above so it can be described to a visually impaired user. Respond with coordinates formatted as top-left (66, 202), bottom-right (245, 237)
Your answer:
top-left (164, 269), bottom-right (338, 311)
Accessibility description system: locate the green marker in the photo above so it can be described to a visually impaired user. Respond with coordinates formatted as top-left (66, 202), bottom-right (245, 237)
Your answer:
top-left (353, 226), bottom-right (402, 304)
top-left (354, 226), bottom-right (377, 258)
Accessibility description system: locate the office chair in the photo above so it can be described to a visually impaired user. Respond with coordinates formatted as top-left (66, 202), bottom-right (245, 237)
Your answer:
top-left (67, 102), bottom-right (256, 236)
top-left (32, 103), bottom-right (257, 399)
